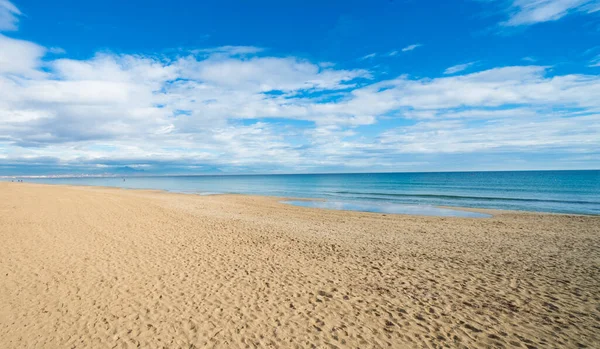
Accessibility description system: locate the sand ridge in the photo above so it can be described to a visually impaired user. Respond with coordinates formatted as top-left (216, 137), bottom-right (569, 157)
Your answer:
top-left (1, 182), bottom-right (599, 348)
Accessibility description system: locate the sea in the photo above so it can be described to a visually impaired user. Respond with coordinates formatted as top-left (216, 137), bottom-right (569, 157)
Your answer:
top-left (9, 170), bottom-right (600, 216)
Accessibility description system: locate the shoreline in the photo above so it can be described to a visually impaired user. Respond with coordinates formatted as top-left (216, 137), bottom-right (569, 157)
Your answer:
top-left (5, 180), bottom-right (594, 217)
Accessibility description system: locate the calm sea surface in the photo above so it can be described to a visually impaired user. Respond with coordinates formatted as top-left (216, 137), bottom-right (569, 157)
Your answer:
top-left (13, 170), bottom-right (600, 216)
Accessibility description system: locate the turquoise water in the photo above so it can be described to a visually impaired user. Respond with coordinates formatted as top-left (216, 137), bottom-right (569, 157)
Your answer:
top-left (12, 170), bottom-right (600, 215)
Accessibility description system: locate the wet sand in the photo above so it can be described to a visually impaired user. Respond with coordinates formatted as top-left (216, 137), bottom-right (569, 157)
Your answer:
top-left (1, 182), bottom-right (599, 348)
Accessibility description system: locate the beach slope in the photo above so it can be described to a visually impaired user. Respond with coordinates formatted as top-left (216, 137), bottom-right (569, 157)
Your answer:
top-left (1, 182), bottom-right (598, 348)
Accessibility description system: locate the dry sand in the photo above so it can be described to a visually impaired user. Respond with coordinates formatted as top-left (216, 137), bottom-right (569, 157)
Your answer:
top-left (1, 182), bottom-right (599, 348)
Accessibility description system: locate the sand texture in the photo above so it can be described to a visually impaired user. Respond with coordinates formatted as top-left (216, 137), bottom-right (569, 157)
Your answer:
top-left (1, 182), bottom-right (599, 348)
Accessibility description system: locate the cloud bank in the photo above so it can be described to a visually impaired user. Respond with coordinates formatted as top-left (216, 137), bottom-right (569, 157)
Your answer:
top-left (0, 0), bottom-right (599, 175)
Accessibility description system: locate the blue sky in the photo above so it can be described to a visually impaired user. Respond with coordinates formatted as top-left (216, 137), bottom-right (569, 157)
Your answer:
top-left (1, 0), bottom-right (599, 175)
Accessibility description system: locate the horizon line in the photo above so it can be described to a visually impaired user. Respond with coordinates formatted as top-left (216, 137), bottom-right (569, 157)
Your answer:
top-left (3, 168), bottom-right (599, 179)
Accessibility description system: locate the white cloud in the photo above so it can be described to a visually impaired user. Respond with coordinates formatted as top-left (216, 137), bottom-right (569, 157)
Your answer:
top-left (391, 106), bottom-right (600, 153)
top-left (178, 56), bottom-right (369, 92)
top-left (293, 65), bottom-right (600, 160)
top-left (0, 41), bottom-right (374, 164)
top-left (193, 45), bottom-right (263, 56)
top-left (590, 54), bottom-right (600, 67)
top-left (500, 0), bottom-right (599, 26)
top-left (378, 113), bottom-right (600, 153)
top-left (360, 53), bottom-right (377, 60)
top-left (0, 34), bottom-right (46, 77)
top-left (48, 47), bottom-right (66, 54)
top-left (51, 54), bottom-right (177, 84)
top-left (0, 0), bottom-right (20, 31)
top-left (401, 44), bottom-right (421, 52)
top-left (443, 62), bottom-right (476, 75)
top-left (300, 65), bottom-right (600, 126)
top-left (355, 66), bottom-right (599, 110)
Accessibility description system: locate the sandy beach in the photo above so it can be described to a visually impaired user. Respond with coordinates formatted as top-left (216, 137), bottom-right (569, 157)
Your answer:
top-left (0, 182), bottom-right (598, 348)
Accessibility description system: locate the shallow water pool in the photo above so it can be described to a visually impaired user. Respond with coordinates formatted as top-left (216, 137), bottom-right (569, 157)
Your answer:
top-left (282, 200), bottom-right (492, 218)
